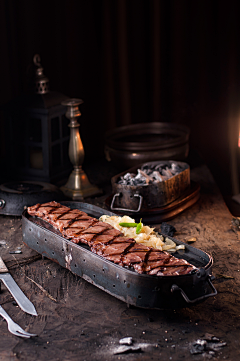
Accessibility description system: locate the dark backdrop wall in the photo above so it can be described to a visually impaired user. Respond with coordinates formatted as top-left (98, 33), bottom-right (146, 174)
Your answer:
top-left (1, 0), bottom-right (240, 196)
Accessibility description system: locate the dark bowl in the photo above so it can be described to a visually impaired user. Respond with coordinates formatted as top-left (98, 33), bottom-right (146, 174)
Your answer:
top-left (104, 122), bottom-right (190, 170)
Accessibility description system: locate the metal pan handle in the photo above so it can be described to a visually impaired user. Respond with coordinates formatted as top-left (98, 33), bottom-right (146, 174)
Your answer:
top-left (171, 276), bottom-right (217, 304)
top-left (110, 193), bottom-right (143, 212)
top-left (0, 199), bottom-right (5, 209)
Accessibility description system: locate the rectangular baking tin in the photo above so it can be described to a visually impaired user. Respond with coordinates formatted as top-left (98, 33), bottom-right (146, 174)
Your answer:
top-left (22, 201), bottom-right (216, 309)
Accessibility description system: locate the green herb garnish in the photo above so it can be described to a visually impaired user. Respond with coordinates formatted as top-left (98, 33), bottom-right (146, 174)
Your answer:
top-left (119, 222), bottom-right (138, 227)
top-left (136, 219), bottom-right (143, 234)
top-left (119, 219), bottom-right (143, 234)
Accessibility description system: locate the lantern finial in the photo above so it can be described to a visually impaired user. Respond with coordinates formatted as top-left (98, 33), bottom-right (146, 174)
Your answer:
top-left (32, 54), bottom-right (49, 94)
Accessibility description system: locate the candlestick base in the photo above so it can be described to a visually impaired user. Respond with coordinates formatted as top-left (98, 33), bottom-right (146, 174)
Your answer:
top-left (61, 167), bottom-right (102, 200)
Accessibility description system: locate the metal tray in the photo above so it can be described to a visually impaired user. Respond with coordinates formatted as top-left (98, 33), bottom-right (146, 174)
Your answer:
top-left (22, 201), bottom-right (217, 309)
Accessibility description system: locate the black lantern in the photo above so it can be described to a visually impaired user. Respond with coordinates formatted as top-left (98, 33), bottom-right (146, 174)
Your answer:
top-left (4, 54), bottom-right (71, 183)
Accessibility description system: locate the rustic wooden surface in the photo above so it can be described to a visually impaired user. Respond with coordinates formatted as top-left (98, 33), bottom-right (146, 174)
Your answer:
top-left (0, 160), bottom-right (240, 360)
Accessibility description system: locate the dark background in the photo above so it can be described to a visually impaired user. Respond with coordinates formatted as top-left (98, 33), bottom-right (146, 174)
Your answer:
top-left (1, 0), bottom-right (240, 203)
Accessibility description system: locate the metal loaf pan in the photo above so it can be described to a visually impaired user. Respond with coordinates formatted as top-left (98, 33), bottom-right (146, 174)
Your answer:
top-left (22, 201), bottom-right (217, 309)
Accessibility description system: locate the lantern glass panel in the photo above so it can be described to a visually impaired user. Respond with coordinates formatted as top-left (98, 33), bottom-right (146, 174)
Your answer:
top-left (62, 115), bottom-right (69, 137)
top-left (29, 118), bottom-right (42, 142)
top-left (63, 140), bottom-right (70, 164)
top-left (16, 145), bottom-right (26, 167)
top-left (13, 115), bottom-right (25, 142)
top-left (51, 116), bottom-right (60, 141)
top-left (29, 147), bottom-right (43, 169)
top-left (52, 144), bottom-right (61, 167)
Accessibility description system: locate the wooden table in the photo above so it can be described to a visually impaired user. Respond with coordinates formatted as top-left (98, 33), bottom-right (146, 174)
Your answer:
top-left (0, 159), bottom-right (239, 360)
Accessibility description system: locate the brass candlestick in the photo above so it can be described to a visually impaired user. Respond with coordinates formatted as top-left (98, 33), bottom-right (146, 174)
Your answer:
top-left (61, 98), bottom-right (101, 200)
